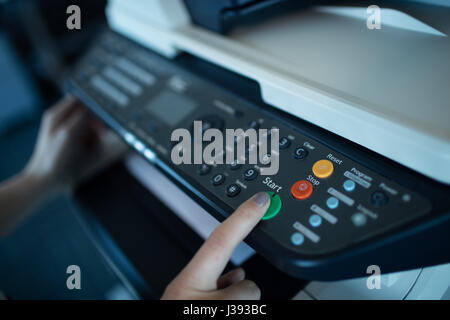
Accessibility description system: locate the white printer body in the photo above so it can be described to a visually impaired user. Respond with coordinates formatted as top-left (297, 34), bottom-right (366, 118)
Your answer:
top-left (96, 0), bottom-right (450, 299)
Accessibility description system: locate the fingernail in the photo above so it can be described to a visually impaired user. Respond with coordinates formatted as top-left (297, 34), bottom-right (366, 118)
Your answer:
top-left (253, 192), bottom-right (270, 207)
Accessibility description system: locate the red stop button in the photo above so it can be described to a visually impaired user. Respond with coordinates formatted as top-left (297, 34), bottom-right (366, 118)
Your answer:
top-left (291, 180), bottom-right (313, 200)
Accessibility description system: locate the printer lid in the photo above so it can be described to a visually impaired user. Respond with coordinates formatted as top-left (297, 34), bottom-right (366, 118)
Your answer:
top-left (106, 0), bottom-right (450, 184)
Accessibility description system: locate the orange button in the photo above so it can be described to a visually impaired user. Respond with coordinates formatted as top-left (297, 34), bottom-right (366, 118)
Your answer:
top-left (291, 180), bottom-right (313, 200)
top-left (312, 160), bottom-right (334, 179)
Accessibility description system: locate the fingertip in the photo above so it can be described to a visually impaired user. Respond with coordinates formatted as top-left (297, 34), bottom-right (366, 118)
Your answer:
top-left (230, 268), bottom-right (246, 284)
top-left (243, 280), bottom-right (261, 299)
top-left (217, 267), bottom-right (246, 289)
top-left (238, 192), bottom-right (270, 220)
top-left (252, 192), bottom-right (271, 208)
top-left (184, 193), bottom-right (271, 289)
top-left (220, 279), bottom-right (261, 300)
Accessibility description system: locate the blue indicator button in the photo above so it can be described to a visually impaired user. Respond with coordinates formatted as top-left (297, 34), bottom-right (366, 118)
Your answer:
top-left (326, 197), bottom-right (339, 209)
top-left (309, 214), bottom-right (322, 228)
top-left (352, 213), bottom-right (367, 227)
top-left (343, 179), bottom-right (356, 192)
top-left (291, 232), bottom-right (305, 246)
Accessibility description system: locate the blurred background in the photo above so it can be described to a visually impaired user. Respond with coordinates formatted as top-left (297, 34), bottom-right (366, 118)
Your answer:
top-left (2, 0), bottom-right (448, 301)
top-left (0, 0), bottom-right (135, 299)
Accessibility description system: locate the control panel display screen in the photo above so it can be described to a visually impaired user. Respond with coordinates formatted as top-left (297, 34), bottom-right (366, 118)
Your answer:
top-left (145, 90), bottom-right (197, 127)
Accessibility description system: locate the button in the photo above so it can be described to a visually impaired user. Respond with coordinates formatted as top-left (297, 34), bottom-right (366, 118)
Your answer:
top-left (371, 190), bottom-right (389, 206)
top-left (211, 173), bottom-right (225, 186)
top-left (266, 127), bottom-right (277, 137)
top-left (115, 57), bottom-right (156, 85)
top-left (260, 153), bottom-right (271, 166)
top-left (191, 115), bottom-right (225, 134)
top-left (290, 232), bottom-right (304, 246)
top-left (279, 137), bottom-right (291, 150)
top-left (343, 179), bottom-right (356, 192)
top-left (248, 120), bottom-right (260, 130)
top-left (134, 140), bottom-right (145, 152)
top-left (124, 132), bottom-right (136, 144)
top-left (352, 213), bottom-right (367, 227)
top-left (291, 180), bottom-right (313, 200)
top-left (262, 192), bottom-right (282, 220)
top-left (312, 160), bottom-right (334, 178)
top-left (143, 149), bottom-right (156, 161)
top-left (243, 168), bottom-right (258, 181)
top-left (402, 194), bottom-right (411, 202)
top-left (226, 184), bottom-right (241, 197)
top-left (103, 66), bottom-right (143, 96)
top-left (326, 197), bottom-right (339, 209)
top-left (90, 75), bottom-right (130, 107)
top-left (198, 164), bottom-right (211, 176)
top-left (309, 214), bottom-right (322, 227)
top-left (293, 147), bottom-right (308, 159)
top-left (202, 121), bottom-right (213, 132)
top-left (228, 159), bottom-right (242, 170)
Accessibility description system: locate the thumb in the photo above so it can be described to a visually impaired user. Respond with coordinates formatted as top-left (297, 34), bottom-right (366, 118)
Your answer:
top-left (215, 280), bottom-right (261, 300)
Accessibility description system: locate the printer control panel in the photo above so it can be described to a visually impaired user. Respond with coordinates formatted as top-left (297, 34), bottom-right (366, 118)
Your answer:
top-left (69, 31), bottom-right (431, 257)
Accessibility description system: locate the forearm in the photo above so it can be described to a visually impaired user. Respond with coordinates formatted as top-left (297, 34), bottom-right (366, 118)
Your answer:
top-left (0, 172), bottom-right (54, 239)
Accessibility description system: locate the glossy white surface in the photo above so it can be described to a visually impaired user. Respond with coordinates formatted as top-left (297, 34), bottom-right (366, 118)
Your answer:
top-left (106, 1), bottom-right (450, 184)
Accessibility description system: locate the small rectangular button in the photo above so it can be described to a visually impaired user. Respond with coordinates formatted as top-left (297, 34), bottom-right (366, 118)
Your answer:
top-left (344, 171), bottom-right (371, 188)
top-left (115, 58), bottom-right (156, 85)
top-left (293, 222), bottom-right (320, 243)
top-left (103, 66), bottom-right (142, 96)
top-left (90, 75), bottom-right (129, 107)
top-left (327, 187), bottom-right (355, 206)
top-left (310, 204), bottom-right (338, 224)
top-left (131, 50), bottom-right (167, 73)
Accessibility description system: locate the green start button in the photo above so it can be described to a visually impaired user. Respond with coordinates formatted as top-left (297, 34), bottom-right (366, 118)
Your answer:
top-left (262, 192), bottom-right (282, 220)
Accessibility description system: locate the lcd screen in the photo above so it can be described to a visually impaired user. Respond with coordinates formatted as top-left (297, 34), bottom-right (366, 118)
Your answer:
top-left (145, 90), bottom-right (198, 127)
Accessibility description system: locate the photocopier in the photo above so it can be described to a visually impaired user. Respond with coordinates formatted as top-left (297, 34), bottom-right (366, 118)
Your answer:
top-left (68, 0), bottom-right (450, 299)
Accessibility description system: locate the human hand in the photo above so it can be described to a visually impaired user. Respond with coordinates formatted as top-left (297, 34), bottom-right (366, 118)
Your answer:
top-left (162, 192), bottom-right (271, 300)
top-left (24, 95), bottom-right (102, 195)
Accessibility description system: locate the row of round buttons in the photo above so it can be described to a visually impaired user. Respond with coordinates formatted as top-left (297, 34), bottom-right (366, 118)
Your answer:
top-left (202, 165), bottom-right (259, 183)
top-left (223, 128), bottom-right (291, 206)
top-left (211, 169), bottom-right (258, 186)
top-left (198, 163), bottom-right (260, 198)
top-left (197, 122), bottom-right (293, 200)
top-left (201, 166), bottom-right (283, 220)
top-left (289, 159), bottom-right (334, 236)
top-left (302, 180), bottom-right (355, 232)
top-left (289, 160), bottom-right (336, 201)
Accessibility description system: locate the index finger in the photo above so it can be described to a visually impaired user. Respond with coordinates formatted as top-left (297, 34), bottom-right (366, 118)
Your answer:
top-left (178, 192), bottom-right (271, 291)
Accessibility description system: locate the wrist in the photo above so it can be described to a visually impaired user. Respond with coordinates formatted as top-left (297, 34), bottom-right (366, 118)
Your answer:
top-left (19, 168), bottom-right (60, 201)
